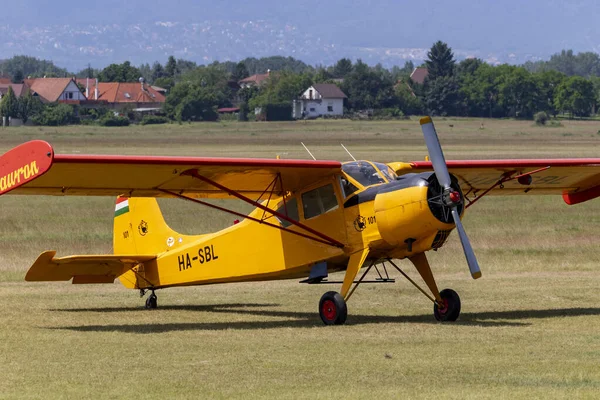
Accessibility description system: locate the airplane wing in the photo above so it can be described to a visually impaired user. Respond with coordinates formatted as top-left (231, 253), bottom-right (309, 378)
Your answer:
top-left (391, 159), bottom-right (600, 205)
top-left (0, 141), bottom-right (341, 199)
top-left (25, 251), bottom-right (156, 284)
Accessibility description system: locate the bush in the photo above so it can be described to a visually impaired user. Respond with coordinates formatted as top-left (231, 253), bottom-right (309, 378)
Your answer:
top-left (139, 115), bottom-right (170, 125)
top-left (98, 115), bottom-right (130, 126)
top-left (372, 108), bottom-right (407, 120)
top-left (31, 103), bottom-right (77, 126)
top-left (264, 103), bottom-right (293, 121)
top-left (534, 111), bottom-right (549, 125)
top-left (238, 102), bottom-right (249, 122)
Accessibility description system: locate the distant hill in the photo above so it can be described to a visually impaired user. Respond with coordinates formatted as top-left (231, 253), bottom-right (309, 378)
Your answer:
top-left (2, 0), bottom-right (599, 69)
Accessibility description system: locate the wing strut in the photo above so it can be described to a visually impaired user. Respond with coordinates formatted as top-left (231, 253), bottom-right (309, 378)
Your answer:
top-left (161, 169), bottom-right (345, 248)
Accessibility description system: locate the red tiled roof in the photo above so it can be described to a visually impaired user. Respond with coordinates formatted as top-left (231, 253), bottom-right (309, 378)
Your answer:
top-left (0, 78), bottom-right (12, 84)
top-left (95, 82), bottom-right (165, 103)
top-left (0, 83), bottom-right (28, 98)
top-left (239, 73), bottom-right (270, 85)
top-left (25, 78), bottom-right (73, 102)
top-left (410, 67), bottom-right (429, 85)
top-left (217, 107), bottom-right (240, 113)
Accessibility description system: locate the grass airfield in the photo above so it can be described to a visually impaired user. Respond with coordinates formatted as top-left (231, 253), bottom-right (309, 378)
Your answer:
top-left (1, 118), bottom-right (600, 399)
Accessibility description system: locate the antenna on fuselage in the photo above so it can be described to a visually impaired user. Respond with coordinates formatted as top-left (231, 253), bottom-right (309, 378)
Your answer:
top-left (301, 142), bottom-right (317, 160)
top-left (340, 143), bottom-right (357, 161)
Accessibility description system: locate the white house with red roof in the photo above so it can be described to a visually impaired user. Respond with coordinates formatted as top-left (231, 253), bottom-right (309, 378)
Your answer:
top-left (25, 78), bottom-right (87, 103)
top-left (292, 83), bottom-right (347, 119)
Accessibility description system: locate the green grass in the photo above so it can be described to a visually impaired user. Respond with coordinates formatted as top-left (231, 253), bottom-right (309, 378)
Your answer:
top-left (1, 118), bottom-right (600, 399)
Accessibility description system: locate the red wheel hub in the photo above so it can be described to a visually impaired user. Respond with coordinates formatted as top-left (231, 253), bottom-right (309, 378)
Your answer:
top-left (322, 299), bottom-right (337, 321)
top-left (437, 299), bottom-right (449, 315)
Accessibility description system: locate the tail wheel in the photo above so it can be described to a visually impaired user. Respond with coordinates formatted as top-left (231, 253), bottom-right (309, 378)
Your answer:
top-left (145, 293), bottom-right (157, 309)
top-left (433, 288), bottom-right (461, 322)
top-left (319, 291), bottom-right (347, 325)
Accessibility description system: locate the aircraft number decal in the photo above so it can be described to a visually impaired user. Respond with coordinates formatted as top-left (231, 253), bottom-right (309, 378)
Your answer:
top-left (178, 245), bottom-right (219, 271)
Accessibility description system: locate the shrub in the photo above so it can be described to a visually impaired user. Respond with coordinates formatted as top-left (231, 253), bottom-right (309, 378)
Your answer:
top-left (31, 103), bottom-right (77, 126)
top-left (139, 115), bottom-right (170, 125)
top-left (534, 111), bottom-right (549, 125)
top-left (98, 115), bottom-right (130, 126)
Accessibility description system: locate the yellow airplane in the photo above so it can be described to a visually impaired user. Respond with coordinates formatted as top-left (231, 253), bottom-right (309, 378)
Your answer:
top-left (2, 117), bottom-right (600, 325)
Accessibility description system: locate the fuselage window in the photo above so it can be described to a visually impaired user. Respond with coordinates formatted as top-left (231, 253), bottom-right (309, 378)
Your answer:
top-left (302, 184), bottom-right (339, 219)
top-left (275, 197), bottom-right (299, 228)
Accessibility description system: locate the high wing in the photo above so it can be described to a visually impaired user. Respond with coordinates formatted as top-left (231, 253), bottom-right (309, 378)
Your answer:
top-left (25, 251), bottom-right (156, 284)
top-left (391, 159), bottom-right (600, 205)
top-left (1, 141), bottom-right (341, 199)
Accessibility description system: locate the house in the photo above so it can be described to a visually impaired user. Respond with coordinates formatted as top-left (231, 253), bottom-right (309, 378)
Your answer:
top-left (410, 67), bottom-right (429, 85)
top-left (238, 70), bottom-right (271, 88)
top-left (25, 78), bottom-right (87, 103)
top-left (93, 81), bottom-right (165, 111)
top-left (75, 78), bottom-right (165, 111)
top-left (0, 83), bottom-right (29, 99)
top-left (292, 83), bottom-right (347, 119)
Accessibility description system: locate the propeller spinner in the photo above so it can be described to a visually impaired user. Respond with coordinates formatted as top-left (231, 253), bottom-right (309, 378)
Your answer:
top-left (420, 117), bottom-right (482, 279)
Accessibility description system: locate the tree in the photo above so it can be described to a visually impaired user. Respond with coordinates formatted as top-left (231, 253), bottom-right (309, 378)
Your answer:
top-left (150, 62), bottom-right (166, 83)
top-left (231, 62), bottom-right (249, 82)
top-left (18, 90), bottom-right (43, 123)
top-left (424, 76), bottom-right (462, 116)
top-left (495, 66), bottom-right (538, 118)
top-left (332, 58), bottom-right (353, 78)
top-left (165, 56), bottom-right (178, 78)
top-left (98, 61), bottom-right (141, 82)
top-left (534, 70), bottom-right (566, 116)
top-left (341, 60), bottom-right (395, 110)
top-left (425, 41), bottom-right (455, 81)
top-left (554, 76), bottom-right (596, 117)
top-left (12, 70), bottom-right (24, 83)
top-left (0, 86), bottom-right (19, 120)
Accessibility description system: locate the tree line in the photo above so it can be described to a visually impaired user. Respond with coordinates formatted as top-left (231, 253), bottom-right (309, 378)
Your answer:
top-left (2, 42), bottom-right (600, 124)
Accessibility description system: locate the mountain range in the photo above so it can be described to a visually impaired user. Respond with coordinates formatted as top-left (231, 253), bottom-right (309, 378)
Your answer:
top-left (1, 0), bottom-right (599, 69)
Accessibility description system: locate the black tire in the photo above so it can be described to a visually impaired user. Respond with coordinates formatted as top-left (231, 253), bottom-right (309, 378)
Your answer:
top-left (433, 288), bottom-right (461, 322)
top-left (145, 293), bottom-right (157, 309)
top-left (319, 291), bottom-right (347, 325)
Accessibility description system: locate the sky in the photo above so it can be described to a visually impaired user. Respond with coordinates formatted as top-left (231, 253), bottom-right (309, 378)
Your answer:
top-left (1, 0), bottom-right (600, 66)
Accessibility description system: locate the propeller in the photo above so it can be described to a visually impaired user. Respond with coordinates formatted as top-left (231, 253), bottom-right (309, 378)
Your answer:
top-left (420, 117), bottom-right (482, 279)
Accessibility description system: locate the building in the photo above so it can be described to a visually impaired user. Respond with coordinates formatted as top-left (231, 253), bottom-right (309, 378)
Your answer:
top-left (25, 78), bottom-right (86, 103)
top-left (410, 67), bottom-right (429, 85)
top-left (0, 83), bottom-right (28, 100)
top-left (75, 78), bottom-right (165, 111)
top-left (238, 71), bottom-right (271, 88)
top-left (94, 81), bottom-right (165, 111)
top-left (292, 83), bottom-right (347, 119)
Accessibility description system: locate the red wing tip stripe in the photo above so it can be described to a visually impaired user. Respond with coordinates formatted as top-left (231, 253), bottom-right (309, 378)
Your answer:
top-left (116, 196), bottom-right (129, 204)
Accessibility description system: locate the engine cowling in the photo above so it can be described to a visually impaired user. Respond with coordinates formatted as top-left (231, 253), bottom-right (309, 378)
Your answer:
top-left (374, 173), bottom-right (463, 248)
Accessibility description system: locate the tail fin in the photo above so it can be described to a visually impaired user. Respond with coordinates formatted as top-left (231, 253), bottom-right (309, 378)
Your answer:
top-left (113, 196), bottom-right (201, 255)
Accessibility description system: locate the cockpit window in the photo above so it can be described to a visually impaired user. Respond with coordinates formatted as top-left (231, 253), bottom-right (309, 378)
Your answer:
top-left (342, 161), bottom-right (387, 187)
top-left (373, 162), bottom-right (398, 182)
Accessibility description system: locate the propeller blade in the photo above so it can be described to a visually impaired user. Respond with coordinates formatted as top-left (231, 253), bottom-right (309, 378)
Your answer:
top-left (420, 116), bottom-right (452, 189)
top-left (451, 207), bottom-right (482, 279)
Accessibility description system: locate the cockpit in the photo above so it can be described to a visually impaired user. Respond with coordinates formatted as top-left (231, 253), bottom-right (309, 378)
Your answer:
top-left (340, 161), bottom-right (398, 197)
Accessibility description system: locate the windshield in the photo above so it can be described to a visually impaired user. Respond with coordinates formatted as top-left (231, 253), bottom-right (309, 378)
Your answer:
top-left (342, 161), bottom-right (387, 187)
top-left (373, 162), bottom-right (398, 182)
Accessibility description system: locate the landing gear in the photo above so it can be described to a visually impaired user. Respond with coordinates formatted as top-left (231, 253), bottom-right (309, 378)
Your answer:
top-left (319, 291), bottom-right (347, 325)
top-left (145, 291), bottom-right (157, 309)
top-left (433, 288), bottom-right (461, 322)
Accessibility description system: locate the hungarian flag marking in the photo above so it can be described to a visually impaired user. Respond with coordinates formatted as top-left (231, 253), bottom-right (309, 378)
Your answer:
top-left (115, 197), bottom-right (129, 217)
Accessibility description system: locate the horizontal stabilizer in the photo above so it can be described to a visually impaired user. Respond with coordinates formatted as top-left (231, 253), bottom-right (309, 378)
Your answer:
top-left (25, 251), bottom-right (156, 284)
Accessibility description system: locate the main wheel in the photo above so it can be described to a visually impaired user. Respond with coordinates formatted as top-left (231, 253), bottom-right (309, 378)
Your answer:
top-left (433, 288), bottom-right (461, 321)
top-left (319, 291), bottom-right (347, 325)
top-left (145, 293), bottom-right (157, 309)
